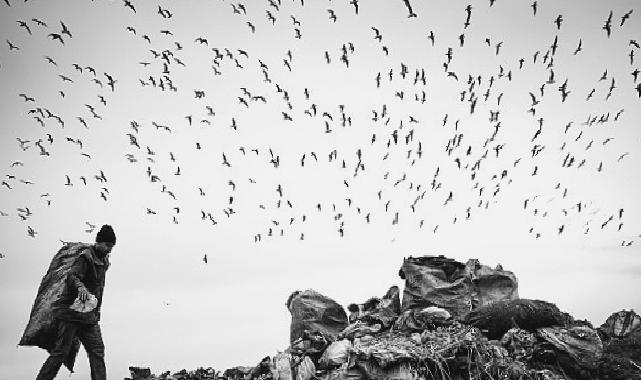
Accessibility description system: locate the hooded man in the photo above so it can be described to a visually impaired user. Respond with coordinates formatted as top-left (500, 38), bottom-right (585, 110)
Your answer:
top-left (35, 224), bottom-right (116, 380)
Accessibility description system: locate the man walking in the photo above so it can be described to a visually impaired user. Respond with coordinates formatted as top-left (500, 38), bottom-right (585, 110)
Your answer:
top-left (35, 224), bottom-right (116, 380)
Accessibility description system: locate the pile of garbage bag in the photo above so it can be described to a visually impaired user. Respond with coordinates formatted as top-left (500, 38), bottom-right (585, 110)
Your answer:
top-left (125, 255), bottom-right (641, 380)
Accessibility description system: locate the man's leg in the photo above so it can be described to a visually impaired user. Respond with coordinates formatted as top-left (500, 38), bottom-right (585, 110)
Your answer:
top-left (35, 320), bottom-right (78, 380)
top-left (78, 323), bottom-right (106, 380)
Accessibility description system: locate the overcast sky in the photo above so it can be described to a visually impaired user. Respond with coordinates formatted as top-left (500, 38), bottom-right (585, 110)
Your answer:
top-left (1, 0), bottom-right (640, 379)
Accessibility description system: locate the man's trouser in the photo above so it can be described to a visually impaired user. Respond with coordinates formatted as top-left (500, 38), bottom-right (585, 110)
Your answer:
top-left (36, 319), bottom-right (106, 380)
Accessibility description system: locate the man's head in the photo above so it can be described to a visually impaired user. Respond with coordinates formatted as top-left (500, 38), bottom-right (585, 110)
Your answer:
top-left (95, 224), bottom-right (116, 255)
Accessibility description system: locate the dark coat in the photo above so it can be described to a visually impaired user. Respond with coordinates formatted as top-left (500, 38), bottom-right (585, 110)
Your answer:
top-left (54, 247), bottom-right (109, 323)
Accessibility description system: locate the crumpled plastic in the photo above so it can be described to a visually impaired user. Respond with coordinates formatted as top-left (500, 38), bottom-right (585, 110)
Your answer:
top-left (340, 321), bottom-right (383, 340)
top-left (319, 340), bottom-right (352, 368)
top-left (273, 352), bottom-right (293, 380)
top-left (294, 356), bottom-right (315, 380)
top-left (500, 328), bottom-right (536, 361)
top-left (69, 293), bottom-right (98, 313)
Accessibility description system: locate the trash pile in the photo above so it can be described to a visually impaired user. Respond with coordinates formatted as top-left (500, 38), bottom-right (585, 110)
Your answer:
top-left (126, 255), bottom-right (641, 380)
top-left (125, 365), bottom-right (220, 380)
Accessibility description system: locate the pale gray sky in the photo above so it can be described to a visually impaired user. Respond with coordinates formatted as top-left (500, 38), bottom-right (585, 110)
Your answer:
top-left (1, 0), bottom-right (640, 379)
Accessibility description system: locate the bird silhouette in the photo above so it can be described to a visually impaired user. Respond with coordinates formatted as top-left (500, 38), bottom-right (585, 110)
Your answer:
top-left (60, 21), bottom-right (72, 38)
top-left (620, 9), bottom-right (633, 27)
top-left (32, 18), bottom-right (47, 27)
top-left (104, 73), bottom-right (117, 91)
top-left (603, 10), bottom-right (613, 38)
top-left (327, 9), bottom-right (337, 22)
top-left (402, 0), bottom-right (417, 18)
top-left (17, 20), bottom-right (32, 35)
top-left (123, 0), bottom-right (136, 13)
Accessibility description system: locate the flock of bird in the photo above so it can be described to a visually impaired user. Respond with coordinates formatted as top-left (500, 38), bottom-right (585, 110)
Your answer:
top-left (1, 0), bottom-right (640, 261)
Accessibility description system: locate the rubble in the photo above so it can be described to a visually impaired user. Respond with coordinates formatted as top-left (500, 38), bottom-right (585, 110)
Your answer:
top-left (248, 356), bottom-right (273, 380)
top-left (128, 366), bottom-right (152, 380)
top-left (393, 307), bottom-right (451, 332)
top-left (318, 340), bottom-right (351, 369)
top-left (533, 326), bottom-right (604, 379)
top-left (355, 286), bottom-right (401, 330)
top-left (125, 255), bottom-right (641, 380)
top-left (273, 352), bottom-right (294, 380)
top-left (294, 355), bottom-right (315, 380)
top-left (339, 320), bottom-right (383, 340)
top-left (125, 366), bottom-right (218, 380)
top-left (500, 328), bottom-right (537, 362)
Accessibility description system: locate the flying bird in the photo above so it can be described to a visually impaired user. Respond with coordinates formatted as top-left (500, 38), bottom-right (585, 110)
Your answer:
top-left (401, 0), bottom-right (417, 18)
top-left (327, 9), bottom-right (337, 22)
top-left (104, 72), bottom-right (117, 91)
top-left (602, 10), bottom-right (613, 38)
top-left (60, 21), bottom-right (72, 38)
top-left (620, 9), bottom-right (633, 26)
top-left (7, 40), bottom-right (20, 50)
top-left (427, 31), bottom-right (435, 46)
top-left (32, 18), bottom-right (47, 27)
top-left (17, 20), bottom-right (32, 34)
top-left (85, 222), bottom-right (96, 233)
top-left (123, 0), bottom-right (136, 13)
top-left (48, 33), bottom-right (64, 45)
top-left (19, 94), bottom-right (35, 102)
top-left (573, 39), bottom-right (582, 55)
top-left (350, 0), bottom-right (359, 14)
top-left (157, 5), bottom-right (172, 18)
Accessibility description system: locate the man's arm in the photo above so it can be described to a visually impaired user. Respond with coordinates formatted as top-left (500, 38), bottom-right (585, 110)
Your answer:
top-left (67, 253), bottom-right (90, 301)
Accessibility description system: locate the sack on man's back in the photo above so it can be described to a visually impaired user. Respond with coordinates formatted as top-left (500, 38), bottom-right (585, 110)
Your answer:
top-left (19, 242), bottom-right (91, 349)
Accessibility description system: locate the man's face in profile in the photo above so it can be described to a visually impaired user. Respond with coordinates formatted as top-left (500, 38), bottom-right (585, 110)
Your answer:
top-left (94, 242), bottom-right (114, 256)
